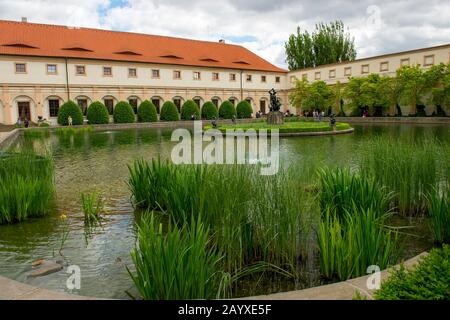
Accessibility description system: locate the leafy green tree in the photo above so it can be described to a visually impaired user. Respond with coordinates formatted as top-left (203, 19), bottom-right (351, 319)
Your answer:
top-left (343, 77), bottom-right (366, 116)
top-left (285, 20), bottom-right (356, 70)
top-left (397, 65), bottom-right (432, 115)
top-left (377, 76), bottom-right (403, 116)
top-left (360, 74), bottom-right (388, 116)
top-left (289, 78), bottom-right (310, 113)
top-left (429, 63), bottom-right (450, 115)
top-left (303, 80), bottom-right (333, 111)
top-left (332, 81), bottom-right (344, 115)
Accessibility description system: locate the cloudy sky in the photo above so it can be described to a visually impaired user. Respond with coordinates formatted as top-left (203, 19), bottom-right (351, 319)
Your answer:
top-left (0, 0), bottom-right (449, 68)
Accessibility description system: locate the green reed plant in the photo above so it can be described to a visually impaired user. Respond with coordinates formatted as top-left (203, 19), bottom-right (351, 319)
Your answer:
top-left (359, 136), bottom-right (445, 216)
top-left (128, 214), bottom-right (228, 299)
top-left (54, 126), bottom-right (93, 136)
top-left (81, 191), bottom-right (104, 224)
top-left (318, 206), bottom-right (399, 281)
top-left (317, 166), bottom-right (393, 219)
top-left (128, 159), bottom-right (313, 278)
top-left (0, 151), bottom-right (55, 224)
top-left (23, 128), bottom-right (50, 138)
top-left (426, 187), bottom-right (450, 244)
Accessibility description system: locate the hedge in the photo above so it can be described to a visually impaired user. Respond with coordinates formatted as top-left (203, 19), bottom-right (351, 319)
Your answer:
top-left (113, 101), bottom-right (135, 123)
top-left (375, 245), bottom-right (450, 300)
top-left (180, 100), bottom-right (200, 120)
top-left (219, 100), bottom-right (236, 119)
top-left (57, 100), bottom-right (84, 126)
top-left (201, 101), bottom-right (218, 120)
top-left (160, 101), bottom-right (180, 121)
top-left (137, 100), bottom-right (158, 122)
top-left (86, 101), bottom-right (109, 124)
top-left (236, 100), bottom-right (253, 119)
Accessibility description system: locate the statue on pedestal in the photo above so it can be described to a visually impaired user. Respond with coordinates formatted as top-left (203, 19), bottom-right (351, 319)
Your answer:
top-left (267, 88), bottom-right (284, 124)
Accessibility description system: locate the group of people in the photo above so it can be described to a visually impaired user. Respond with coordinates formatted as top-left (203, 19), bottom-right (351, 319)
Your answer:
top-left (299, 110), bottom-right (326, 121)
top-left (16, 117), bottom-right (29, 128)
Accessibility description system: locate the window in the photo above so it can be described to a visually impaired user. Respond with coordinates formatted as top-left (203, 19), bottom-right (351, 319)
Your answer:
top-left (152, 69), bottom-right (160, 78)
top-left (212, 98), bottom-right (219, 108)
top-left (173, 70), bottom-right (181, 79)
top-left (76, 65), bottom-right (86, 75)
top-left (361, 64), bottom-right (369, 74)
top-left (152, 99), bottom-right (160, 113)
top-left (47, 64), bottom-right (57, 74)
top-left (380, 61), bottom-right (389, 72)
top-left (129, 98), bottom-right (138, 114)
top-left (229, 73), bottom-right (236, 81)
top-left (275, 76), bottom-right (280, 83)
top-left (193, 71), bottom-right (201, 80)
top-left (246, 74), bottom-right (252, 82)
top-left (103, 66), bottom-right (112, 76)
top-left (400, 58), bottom-right (410, 66)
top-left (344, 67), bottom-right (352, 76)
top-left (49, 99), bottom-right (60, 117)
top-left (260, 100), bottom-right (266, 114)
top-left (424, 55), bottom-right (434, 66)
top-left (229, 98), bottom-right (235, 106)
top-left (212, 72), bottom-right (219, 81)
top-left (261, 75), bottom-right (266, 83)
top-left (15, 63), bottom-right (26, 73)
top-left (77, 99), bottom-right (88, 115)
top-left (329, 69), bottom-right (336, 78)
top-left (128, 68), bottom-right (137, 77)
top-left (173, 98), bottom-right (181, 112)
top-left (315, 72), bottom-right (321, 80)
top-left (104, 99), bottom-right (114, 115)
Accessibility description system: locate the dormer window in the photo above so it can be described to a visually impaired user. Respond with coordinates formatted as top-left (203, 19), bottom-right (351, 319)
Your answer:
top-left (114, 50), bottom-right (141, 56)
top-left (3, 43), bottom-right (38, 49)
top-left (62, 46), bottom-right (93, 52)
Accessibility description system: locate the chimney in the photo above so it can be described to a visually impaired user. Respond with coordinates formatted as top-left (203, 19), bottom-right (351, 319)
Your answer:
top-left (21, 17), bottom-right (27, 23)
top-left (219, 39), bottom-right (225, 43)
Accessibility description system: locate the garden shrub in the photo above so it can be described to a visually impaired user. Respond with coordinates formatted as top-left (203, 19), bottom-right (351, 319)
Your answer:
top-left (137, 100), bottom-right (158, 122)
top-left (113, 101), bottom-right (135, 123)
top-left (201, 101), bottom-right (218, 120)
top-left (180, 100), bottom-right (200, 120)
top-left (57, 100), bottom-right (83, 125)
top-left (375, 245), bottom-right (450, 300)
top-left (236, 100), bottom-right (253, 119)
top-left (219, 100), bottom-right (236, 119)
top-left (86, 101), bottom-right (109, 124)
top-left (160, 101), bottom-right (180, 121)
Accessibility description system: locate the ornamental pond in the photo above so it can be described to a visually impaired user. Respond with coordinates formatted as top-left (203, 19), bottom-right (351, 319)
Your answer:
top-left (0, 123), bottom-right (448, 299)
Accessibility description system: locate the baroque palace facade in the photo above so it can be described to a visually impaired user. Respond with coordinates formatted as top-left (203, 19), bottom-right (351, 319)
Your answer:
top-left (0, 19), bottom-right (449, 125)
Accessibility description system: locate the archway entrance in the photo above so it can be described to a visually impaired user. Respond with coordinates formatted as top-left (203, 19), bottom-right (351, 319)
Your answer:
top-left (18, 101), bottom-right (31, 121)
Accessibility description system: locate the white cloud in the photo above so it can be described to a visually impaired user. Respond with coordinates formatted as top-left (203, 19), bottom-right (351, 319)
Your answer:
top-left (0, 0), bottom-right (449, 69)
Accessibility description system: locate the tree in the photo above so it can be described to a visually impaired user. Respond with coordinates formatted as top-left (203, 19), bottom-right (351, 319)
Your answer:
top-left (377, 76), bottom-right (403, 116)
top-left (332, 81), bottom-right (344, 115)
top-left (360, 74), bottom-right (388, 116)
top-left (303, 81), bottom-right (333, 111)
top-left (397, 65), bottom-right (431, 116)
top-left (343, 77), bottom-right (365, 116)
top-left (288, 78), bottom-right (310, 113)
top-left (285, 20), bottom-right (356, 70)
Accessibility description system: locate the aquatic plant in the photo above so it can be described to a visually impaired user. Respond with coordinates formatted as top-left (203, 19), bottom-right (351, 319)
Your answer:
top-left (359, 135), bottom-right (444, 216)
top-left (318, 206), bottom-right (399, 281)
top-left (426, 188), bottom-right (450, 244)
top-left (128, 214), bottom-right (228, 299)
top-left (81, 191), bottom-right (104, 224)
top-left (0, 151), bottom-right (55, 224)
top-left (128, 159), bottom-right (313, 277)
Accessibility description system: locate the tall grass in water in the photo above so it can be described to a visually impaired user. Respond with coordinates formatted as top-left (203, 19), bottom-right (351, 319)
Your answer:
top-left (128, 214), bottom-right (228, 299)
top-left (0, 152), bottom-right (55, 224)
top-left (316, 167), bottom-right (399, 280)
top-left (359, 136), bottom-right (446, 216)
top-left (128, 159), bottom-right (313, 278)
top-left (318, 206), bottom-right (399, 281)
top-left (81, 191), bottom-right (103, 224)
top-left (427, 188), bottom-right (450, 244)
top-left (317, 167), bottom-right (393, 219)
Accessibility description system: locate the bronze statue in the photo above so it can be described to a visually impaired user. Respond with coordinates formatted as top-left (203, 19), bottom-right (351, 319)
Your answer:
top-left (269, 88), bottom-right (281, 112)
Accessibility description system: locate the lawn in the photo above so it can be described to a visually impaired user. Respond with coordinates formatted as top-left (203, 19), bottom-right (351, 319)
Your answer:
top-left (204, 121), bottom-right (351, 133)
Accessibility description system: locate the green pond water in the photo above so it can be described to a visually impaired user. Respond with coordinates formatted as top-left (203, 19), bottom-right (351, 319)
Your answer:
top-left (0, 123), bottom-right (448, 299)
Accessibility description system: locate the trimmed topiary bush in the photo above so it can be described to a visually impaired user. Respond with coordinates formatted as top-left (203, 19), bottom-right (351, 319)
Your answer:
top-left (219, 100), bottom-right (236, 119)
top-left (113, 101), bottom-right (135, 123)
top-left (236, 100), bottom-right (253, 119)
top-left (57, 100), bottom-right (84, 125)
top-left (160, 101), bottom-right (180, 121)
top-left (180, 100), bottom-right (200, 120)
top-left (201, 101), bottom-right (218, 120)
top-left (86, 101), bottom-right (109, 124)
top-left (137, 100), bottom-right (158, 122)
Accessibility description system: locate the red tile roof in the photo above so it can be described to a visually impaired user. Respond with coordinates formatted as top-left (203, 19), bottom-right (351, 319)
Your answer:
top-left (0, 20), bottom-right (287, 73)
